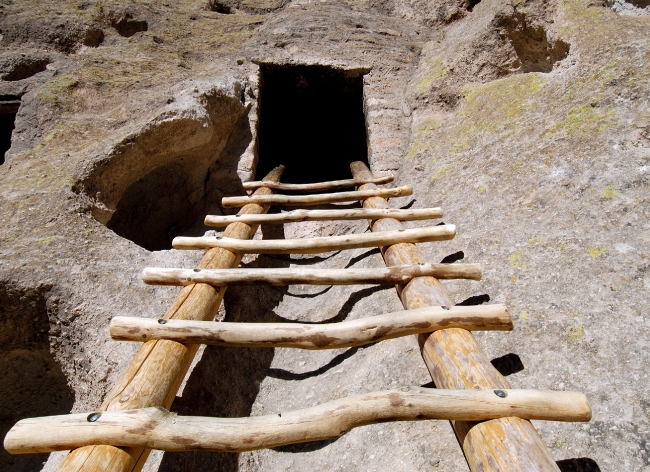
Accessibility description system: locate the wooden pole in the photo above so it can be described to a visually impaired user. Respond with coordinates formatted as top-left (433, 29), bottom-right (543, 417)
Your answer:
top-left (6, 389), bottom-right (590, 455)
top-left (173, 225), bottom-right (456, 253)
top-left (56, 165), bottom-right (285, 472)
top-left (242, 175), bottom-right (394, 192)
top-left (349, 161), bottom-right (563, 472)
top-left (221, 185), bottom-right (412, 207)
top-left (109, 304), bottom-right (513, 348)
top-left (141, 263), bottom-right (482, 286)
top-left (204, 207), bottom-right (443, 227)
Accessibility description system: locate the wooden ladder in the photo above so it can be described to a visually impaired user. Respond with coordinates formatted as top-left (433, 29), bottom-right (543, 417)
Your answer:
top-left (4, 161), bottom-right (591, 471)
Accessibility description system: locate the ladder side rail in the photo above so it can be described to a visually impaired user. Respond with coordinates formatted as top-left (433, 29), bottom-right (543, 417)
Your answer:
top-left (56, 165), bottom-right (285, 472)
top-left (350, 161), bottom-right (560, 472)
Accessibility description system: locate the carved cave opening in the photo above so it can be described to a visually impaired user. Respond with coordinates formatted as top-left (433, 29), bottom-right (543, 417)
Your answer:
top-left (0, 100), bottom-right (19, 165)
top-left (256, 64), bottom-right (369, 184)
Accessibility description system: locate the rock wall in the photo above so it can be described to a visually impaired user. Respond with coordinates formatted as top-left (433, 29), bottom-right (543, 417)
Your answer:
top-left (0, 0), bottom-right (648, 471)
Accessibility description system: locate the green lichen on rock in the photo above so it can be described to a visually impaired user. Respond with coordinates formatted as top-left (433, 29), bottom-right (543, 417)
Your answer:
top-left (566, 324), bottom-right (586, 343)
top-left (545, 103), bottom-right (615, 140)
top-left (411, 54), bottom-right (450, 93)
top-left (447, 74), bottom-right (545, 153)
top-left (600, 185), bottom-right (620, 199)
top-left (508, 249), bottom-right (527, 269)
top-left (430, 166), bottom-right (452, 181)
top-left (585, 246), bottom-right (607, 258)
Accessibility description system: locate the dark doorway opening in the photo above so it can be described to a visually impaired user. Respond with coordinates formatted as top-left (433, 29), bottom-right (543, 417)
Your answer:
top-left (0, 100), bottom-right (19, 165)
top-left (256, 64), bottom-right (369, 184)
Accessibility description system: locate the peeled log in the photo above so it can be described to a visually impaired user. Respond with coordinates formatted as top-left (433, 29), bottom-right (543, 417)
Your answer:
top-left (141, 263), bottom-right (482, 286)
top-left (221, 185), bottom-right (412, 207)
top-left (204, 207), bottom-right (442, 227)
top-left (242, 175), bottom-right (394, 191)
top-left (109, 304), bottom-right (513, 348)
top-left (350, 161), bottom-right (564, 472)
top-left (173, 225), bottom-right (456, 253)
top-left (56, 166), bottom-right (285, 472)
top-left (5, 388), bottom-right (591, 455)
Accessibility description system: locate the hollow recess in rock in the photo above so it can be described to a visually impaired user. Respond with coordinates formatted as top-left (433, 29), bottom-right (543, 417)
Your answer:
top-left (76, 85), bottom-right (254, 251)
top-left (0, 283), bottom-right (75, 472)
top-left (1, 56), bottom-right (50, 81)
top-left (499, 13), bottom-right (570, 73)
top-left (256, 64), bottom-right (369, 184)
top-left (0, 100), bottom-right (19, 165)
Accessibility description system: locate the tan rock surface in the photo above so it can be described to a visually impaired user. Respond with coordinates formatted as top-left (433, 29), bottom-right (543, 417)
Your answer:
top-left (0, 0), bottom-right (648, 471)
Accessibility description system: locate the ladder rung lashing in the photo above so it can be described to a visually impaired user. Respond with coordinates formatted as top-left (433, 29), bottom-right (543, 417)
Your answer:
top-left (173, 225), bottom-right (456, 254)
top-left (110, 304), bottom-right (511, 347)
top-left (221, 185), bottom-right (413, 208)
top-left (204, 208), bottom-right (443, 227)
top-left (242, 175), bottom-right (394, 192)
top-left (4, 388), bottom-right (591, 455)
top-left (142, 263), bottom-right (482, 287)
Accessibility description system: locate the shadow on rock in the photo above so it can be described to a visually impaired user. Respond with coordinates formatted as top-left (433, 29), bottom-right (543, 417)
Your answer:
top-left (158, 224), bottom-right (288, 472)
top-left (557, 458), bottom-right (602, 472)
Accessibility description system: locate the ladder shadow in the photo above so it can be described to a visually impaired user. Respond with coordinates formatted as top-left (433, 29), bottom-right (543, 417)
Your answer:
top-left (157, 226), bottom-right (388, 470)
top-left (157, 223), bottom-right (289, 472)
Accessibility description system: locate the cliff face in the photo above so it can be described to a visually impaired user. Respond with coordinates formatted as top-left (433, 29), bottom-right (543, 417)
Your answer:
top-left (0, 0), bottom-right (648, 471)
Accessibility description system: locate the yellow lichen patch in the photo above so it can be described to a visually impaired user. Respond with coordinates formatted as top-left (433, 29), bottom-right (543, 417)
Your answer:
top-left (528, 237), bottom-right (543, 246)
top-left (545, 103), bottom-right (615, 139)
top-left (407, 116), bottom-right (446, 159)
top-left (566, 325), bottom-right (585, 343)
top-left (411, 55), bottom-right (450, 93)
top-left (510, 160), bottom-right (523, 170)
top-left (416, 117), bottom-right (442, 135)
top-left (477, 185), bottom-right (488, 194)
top-left (431, 167), bottom-right (452, 181)
top-left (39, 236), bottom-right (58, 245)
top-left (600, 185), bottom-right (620, 199)
top-left (448, 74), bottom-right (545, 153)
top-left (507, 249), bottom-right (526, 269)
top-left (406, 139), bottom-right (428, 160)
top-left (519, 311), bottom-right (528, 320)
top-left (586, 246), bottom-right (607, 258)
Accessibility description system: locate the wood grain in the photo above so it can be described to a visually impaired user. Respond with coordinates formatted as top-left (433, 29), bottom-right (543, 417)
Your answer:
top-left (350, 161), bottom-right (565, 472)
top-left (173, 225), bottom-right (456, 253)
top-left (109, 304), bottom-right (513, 348)
top-left (56, 165), bottom-right (285, 472)
top-left (141, 263), bottom-right (482, 286)
top-left (5, 388), bottom-right (591, 454)
top-left (221, 185), bottom-right (412, 207)
top-left (242, 175), bottom-right (393, 191)
top-left (204, 207), bottom-right (443, 227)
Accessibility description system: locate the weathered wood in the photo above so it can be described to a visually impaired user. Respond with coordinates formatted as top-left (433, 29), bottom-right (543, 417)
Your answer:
top-left (56, 166), bottom-right (285, 472)
top-left (173, 225), bottom-right (456, 253)
top-left (109, 304), bottom-right (512, 348)
top-left (221, 185), bottom-right (413, 207)
top-left (5, 388), bottom-right (591, 455)
top-left (204, 207), bottom-right (443, 227)
top-left (141, 263), bottom-right (482, 287)
top-left (242, 175), bottom-right (394, 192)
top-left (350, 161), bottom-right (563, 472)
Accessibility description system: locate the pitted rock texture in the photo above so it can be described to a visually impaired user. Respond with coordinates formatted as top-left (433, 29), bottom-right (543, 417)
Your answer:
top-left (0, 0), bottom-right (648, 472)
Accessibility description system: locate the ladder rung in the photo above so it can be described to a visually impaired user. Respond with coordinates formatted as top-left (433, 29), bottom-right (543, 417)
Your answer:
top-left (221, 185), bottom-right (413, 208)
top-left (204, 208), bottom-right (442, 227)
top-left (173, 225), bottom-right (455, 253)
top-left (110, 304), bottom-right (511, 347)
top-left (242, 175), bottom-right (394, 192)
top-left (142, 263), bottom-right (482, 286)
top-left (5, 388), bottom-right (591, 454)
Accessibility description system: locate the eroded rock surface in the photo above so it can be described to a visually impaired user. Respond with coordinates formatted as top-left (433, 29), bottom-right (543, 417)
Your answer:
top-left (0, 0), bottom-right (648, 471)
